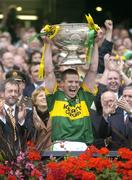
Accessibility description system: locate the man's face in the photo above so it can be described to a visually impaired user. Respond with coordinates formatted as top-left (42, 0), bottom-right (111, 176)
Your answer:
top-left (4, 83), bottom-right (19, 106)
top-left (30, 64), bottom-right (42, 83)
top-left (123, 88), bottom-right (132, 107)
top-left (14, 55), bottom-right (27, 71)
top-left (32, 52), bottom-right (41, 63)
top-left (107, 71), bottom-right (121, 92)
top-left (0, 37), bottom-right (9, 48)
top-left (101, 92), bottom-right (117, 109)
top-left (2, 52), bottom-right (14, 69)
top-left (62, 74), bottom-right (80, 98)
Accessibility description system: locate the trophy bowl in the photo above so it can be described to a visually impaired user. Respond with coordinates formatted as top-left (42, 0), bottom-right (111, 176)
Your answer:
top-left (52, 23), bottom-right (89, 65)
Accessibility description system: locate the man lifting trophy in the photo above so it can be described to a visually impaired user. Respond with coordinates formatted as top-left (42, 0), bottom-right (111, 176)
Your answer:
top-left (35, 14), bottom-right (102, 151)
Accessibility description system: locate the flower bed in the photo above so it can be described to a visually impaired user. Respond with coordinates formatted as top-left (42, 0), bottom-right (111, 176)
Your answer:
top-left (0, 143), bottom-right (132, 180)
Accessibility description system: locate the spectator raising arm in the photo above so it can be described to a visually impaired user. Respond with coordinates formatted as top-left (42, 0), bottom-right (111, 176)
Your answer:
top-left (98, 20), bottom-right (113, 73)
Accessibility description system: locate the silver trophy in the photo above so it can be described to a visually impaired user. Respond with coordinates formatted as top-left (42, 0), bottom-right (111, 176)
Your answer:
top-left (52, 23), bottom-right (89, 65)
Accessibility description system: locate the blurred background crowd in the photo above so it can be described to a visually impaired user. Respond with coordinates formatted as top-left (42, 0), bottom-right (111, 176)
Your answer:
top-left (0, 0), bottom-right (132, 153)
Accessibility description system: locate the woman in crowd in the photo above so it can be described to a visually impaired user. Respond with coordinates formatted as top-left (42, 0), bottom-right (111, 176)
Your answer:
top-left (32, 87), bottom-right (52, 151)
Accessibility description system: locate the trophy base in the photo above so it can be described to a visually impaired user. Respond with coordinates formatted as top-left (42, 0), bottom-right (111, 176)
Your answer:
top-left (60, 58), bottom-right (85, 66)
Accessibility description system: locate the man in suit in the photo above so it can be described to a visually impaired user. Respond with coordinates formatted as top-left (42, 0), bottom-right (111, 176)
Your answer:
top-left (5, 70), bottom-right (32, 110)
top-left (99, 89), bottom-right (132, 150)
top-left (0, 79), bottom-right (34, 150)
top-left (117, 84), bottom-right (132, 147)
top-left (23, 62), bottom-right (44, 97)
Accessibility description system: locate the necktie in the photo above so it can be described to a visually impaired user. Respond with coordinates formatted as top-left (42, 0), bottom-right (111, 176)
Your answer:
top-left (7, 107), bottom-right (17, 141)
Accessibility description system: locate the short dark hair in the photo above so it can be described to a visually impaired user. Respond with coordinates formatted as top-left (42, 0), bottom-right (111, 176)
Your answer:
top-left (29, 50), bottom-right (42, 63)
top-left (61, 68), bottom-right (79, 81)
top-left (29, 62), bottom-right (40, 73)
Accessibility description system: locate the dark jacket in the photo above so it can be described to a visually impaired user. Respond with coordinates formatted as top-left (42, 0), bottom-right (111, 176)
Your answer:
top-left (0, 106), bottom-right (34, 146)
top-left (98, 39), bottom-right (113, 73)
top-left (99, 108), bottom-right (132, 150)
top-left (23, 83), bottom-right (36, 97)
top-left (90, 109), bottom-right (106, 148)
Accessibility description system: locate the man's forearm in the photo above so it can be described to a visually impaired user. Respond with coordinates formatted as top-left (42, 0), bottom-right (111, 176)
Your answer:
top-left (44, 41), bottom-right (57, 92)
top-left (44, 43), bottom-right (54, 75)
top-left (89, 43), bottom-right (98, 73)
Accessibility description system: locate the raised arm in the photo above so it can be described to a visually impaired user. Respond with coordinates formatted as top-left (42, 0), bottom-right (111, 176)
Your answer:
top-left (98, 20), bottom-right (113, 73)
top-left (105, 20), bottom-right (113, 42)
top-left (83, 31), bottom-right (101, 93)
top-left (44, 38), bottom-right (57, 93)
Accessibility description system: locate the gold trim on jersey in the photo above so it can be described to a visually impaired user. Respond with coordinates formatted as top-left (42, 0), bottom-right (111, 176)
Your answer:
top-left (81, 83), bottom-right (98, 96)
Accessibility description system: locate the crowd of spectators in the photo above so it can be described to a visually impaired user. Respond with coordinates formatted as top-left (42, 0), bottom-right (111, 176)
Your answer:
top-left (0, 9), bottom-right (132, 153)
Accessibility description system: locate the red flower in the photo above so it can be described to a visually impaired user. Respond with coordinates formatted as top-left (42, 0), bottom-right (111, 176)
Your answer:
top-left (99, 147), bottom-right (109, 155)
top-left (46, 173), bottom-right (54, 180)
top-left (0, 164), bottom-right (11, 175)
top-left (122, 170), bottom-right (132, 180)
top-left (87, 157), bottom-right (112, 172)
top-left (47, 166), bottom-right (66, 180)
top-left (31, 168), bottom-right (42, 177)
top-left (85, 146), bottom-right (99, 157)
top-left (125, 160), bottom-right (132, 170)
top-left (82, 172), bottom-right (96, 180)
top-left (28, 150), bottom-right (41, 161)
top-left (118, 148), bottom-right (132, 160)
top-left (27, 141), bottom-right (35, 148)
top-left (72, 169), bottom-right (85, 179)
top-left (114, 160), bottom-right (125, 168)
top-left (47, 162), bottom-right (59, 169)
top-left (0, 169), bottom-right (5, 175)
top-left (7, 175), bottom-right (17, 180)
top-left (79, 153), bottom-right (90, 161)
top-left (1, 144), bottom-right (132, 179)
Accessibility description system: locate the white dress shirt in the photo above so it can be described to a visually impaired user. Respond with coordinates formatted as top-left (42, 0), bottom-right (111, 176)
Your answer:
top-left (0, 104), bottom-right (24, 125)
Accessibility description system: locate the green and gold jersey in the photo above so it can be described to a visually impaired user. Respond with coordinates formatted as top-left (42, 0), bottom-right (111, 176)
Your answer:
top-left (46, 84), bottom-right (97, 145)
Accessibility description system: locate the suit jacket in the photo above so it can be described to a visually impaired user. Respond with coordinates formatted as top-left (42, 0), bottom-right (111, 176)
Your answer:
top-left (90, 109), bottom-right (107, 148)
top-left (23, 83), bottom-right (36, 97)
top-left (0, 106), bottom-right (34, 145)
top-left (99, 108), bottom-right (132, 150)
top-left (125, 114), bottom-right (132, 145)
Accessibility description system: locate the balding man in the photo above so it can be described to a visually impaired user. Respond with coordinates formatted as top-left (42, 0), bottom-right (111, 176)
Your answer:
top-left (99, 90), bottom-right (132, 150)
